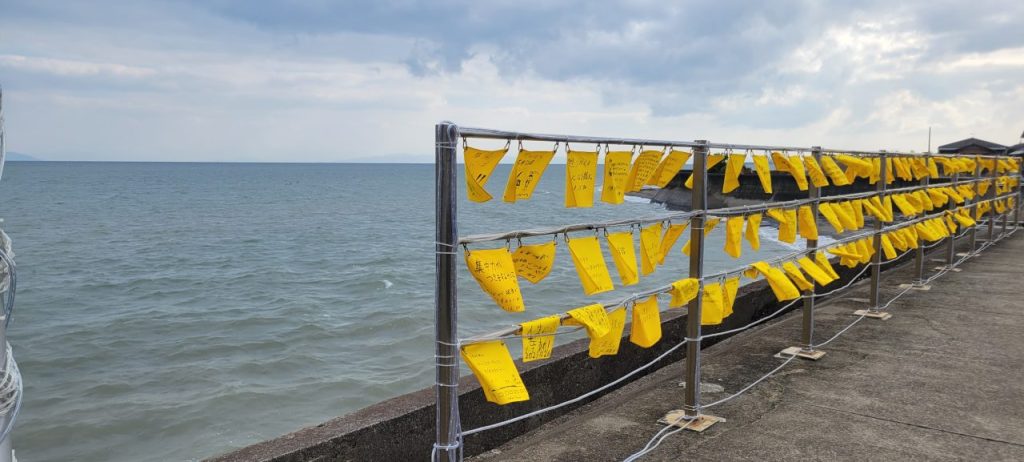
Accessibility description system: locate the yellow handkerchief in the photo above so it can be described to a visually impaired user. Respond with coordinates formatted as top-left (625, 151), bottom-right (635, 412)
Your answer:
top-left (588, 307), bottom-right (627, 358)
top-left (630, 295), bottom-right (662, 348)
top-left (658, 223), bottom-right (688, 265)
top-left (601, 150), bottom-right (633, 204)
top-left (798, 205), bottom-right (818, 240)
top-left (565, 150), bottom-right (598, 208)
top-left (670, 278), bottom-right (700, 308)
top-left (639, 222), bottom-right (663, 276)
top-left (627, 150), bottom-right (663, 192)
top-left (567, 236), bottom-right (615, 295)
top-left (752, 154), bottom-right (773, 193)
top-left (745, 213), bottom-right (762, 251)
top-left (565, 303), bottom-right (611, 338)
top-left (466, 248), bottom-right (526, 312)
top-left (723, 152), bottom-right (747, 193)
top-left (461, 341), bottom-right (529, 405)
top-left (520, 315), bottom-right (561, 362)
top-left (465, 146), bottom-right (508, 202)
top-left (512, 242), bottom-right (556, 284)
top-left (649, 150), bottom-right (691, 187)
top-left (503, 148), bottom-right (555, 202)
top-left (724, 216), bottom-right (744, 258)
top-left (605, 231), bottom-right (639, 286)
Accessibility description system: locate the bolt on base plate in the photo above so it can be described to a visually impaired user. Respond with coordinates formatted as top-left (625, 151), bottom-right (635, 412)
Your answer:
top-left (853, 309), bottom-right (892, 320)
top-left (777, 346), bottom-right (826, 360)
top-left (658, 411), bottom-right (724, 432)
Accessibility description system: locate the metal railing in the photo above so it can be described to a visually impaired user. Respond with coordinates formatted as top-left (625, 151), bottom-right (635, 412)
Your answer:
top-left (433, 122), bottom-right (1022, 461)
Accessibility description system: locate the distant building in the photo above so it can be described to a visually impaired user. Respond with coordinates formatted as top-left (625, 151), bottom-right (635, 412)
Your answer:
top-left (937, 137), bottom-right (1007, 156)
top-left (1008, 130), bottom-right (1024, 156)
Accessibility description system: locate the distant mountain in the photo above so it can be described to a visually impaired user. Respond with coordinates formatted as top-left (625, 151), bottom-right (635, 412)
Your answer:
top-left (5, 152), bottom-right (42, 161)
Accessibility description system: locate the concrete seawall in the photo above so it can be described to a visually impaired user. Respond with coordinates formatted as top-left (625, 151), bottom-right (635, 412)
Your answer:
top-left (209, 251), bottom-right (915, 462)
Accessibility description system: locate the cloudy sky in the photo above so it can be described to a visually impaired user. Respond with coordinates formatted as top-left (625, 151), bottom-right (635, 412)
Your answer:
top-left (1, 0), bottom-right (1022, 162)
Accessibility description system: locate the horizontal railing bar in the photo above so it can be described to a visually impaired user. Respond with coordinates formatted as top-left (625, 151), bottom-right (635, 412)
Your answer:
top-left (458, 127), bottom-right (703, 149)
top-left (705, 142), bottom-right (812, 152)
top-left (458, 211), bottom-right (699, 245)
top-left (459, 127), bottom-right (1017, 159)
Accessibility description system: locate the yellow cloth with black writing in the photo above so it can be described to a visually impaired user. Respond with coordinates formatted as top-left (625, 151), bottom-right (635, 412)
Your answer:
top-left (601, 151), bottom-right (633, 205)
top-left (670, 278), bottom-right (699, 308)
top-left (567, 236), bottom-right (615, 295)
top-left (682, 217), bottom-right (720, 255)
top-left (723, 277), bottom-right (740, 318)
top-left (752, 154), bottom-right (773, 193)
top-left (649, 150), bottom-right (691, 187)
top-left (658, 223), bottom-right (688, 265)
top-left (684, 154), bottom-right (725, 189)
top-left (511, 242), bottom-right (556, 284)
top-left (466, 248), bottom-right (526, 312)
top-left (749, 261), bottom-right (801, 301)
top-left (503, 149), bottom-right (554, 202)
top-left (804, 156), bottom-right (829, 188)
top-left (461, 341), bottom-right (529, 405)
top-left (564, 303), bottom-right (611, 339)
top-left (605, 231), bottom-right (639, 286)
top-left (627, 150), bottom-right (663, 192)
top-left (724, 216), bottom-right (744, 258)
top-left (520, 315), bottom-right (560, 362)
top-left (630, 295), bottom-right (662, 348)
top-left (639, 222), bottom-right (663, 276)
top-left (723, 153), bottom-right (747, 193)
top-left (702, 282), bottom-right (724, 325)
top-left (745, 213), bottom-right (762, 251)
top-left (565, 150), bottom-right (598, 208)
top-left (588, 307), bottom-right (627, 358)
top-left (798, 205), bottom-right (818, 240)
top-left (465, 146), bottom-right (508, 202)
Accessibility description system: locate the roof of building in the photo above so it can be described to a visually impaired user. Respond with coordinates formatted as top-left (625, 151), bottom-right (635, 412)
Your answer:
top-left (1008, 142), bottom-right (1024, 156)
top-left (937, 137), bottom-right (1007, 153)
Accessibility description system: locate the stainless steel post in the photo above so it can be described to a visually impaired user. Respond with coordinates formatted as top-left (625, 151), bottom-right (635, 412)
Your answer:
top-left (683, 140), bottom-right (709, 421)
top-left (801, 147), bottom-right (822, 351)
top-left (434, 122), bottom-right (460, 462)
top-left (969, 156), bottom-right (981, 252)
top-left (869, 153), bottom-right (887, 311)
top-left (988, 155), bottom-right (997, 242)
top-left (913, 154), bottom-right (930, 284)
top-left (1016, 154), bottom-right (1022, 230)
top-left (946, 171), bottom-right (959, 267)
top-left (1001, 150), bottom-right (1010, 237)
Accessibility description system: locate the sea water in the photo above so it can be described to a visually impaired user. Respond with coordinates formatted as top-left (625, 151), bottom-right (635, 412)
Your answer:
top-left (0, 162), bottom-right (794, 461)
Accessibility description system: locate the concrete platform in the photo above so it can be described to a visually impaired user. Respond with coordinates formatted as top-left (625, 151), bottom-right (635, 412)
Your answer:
top-left (471, 232), bottom-right (1024, 461)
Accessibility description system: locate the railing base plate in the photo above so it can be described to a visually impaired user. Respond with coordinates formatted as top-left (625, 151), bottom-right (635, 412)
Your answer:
top-left (853, 309), bottom-right (892, 320)
top-left (777, 346), bottom-right (826, 360)
top-left (898, 283), bottom-right (931, 291)
top-left (934, 266), bottom-right (962, 272)
top-left (658, 411), bottom-right (724, 432)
